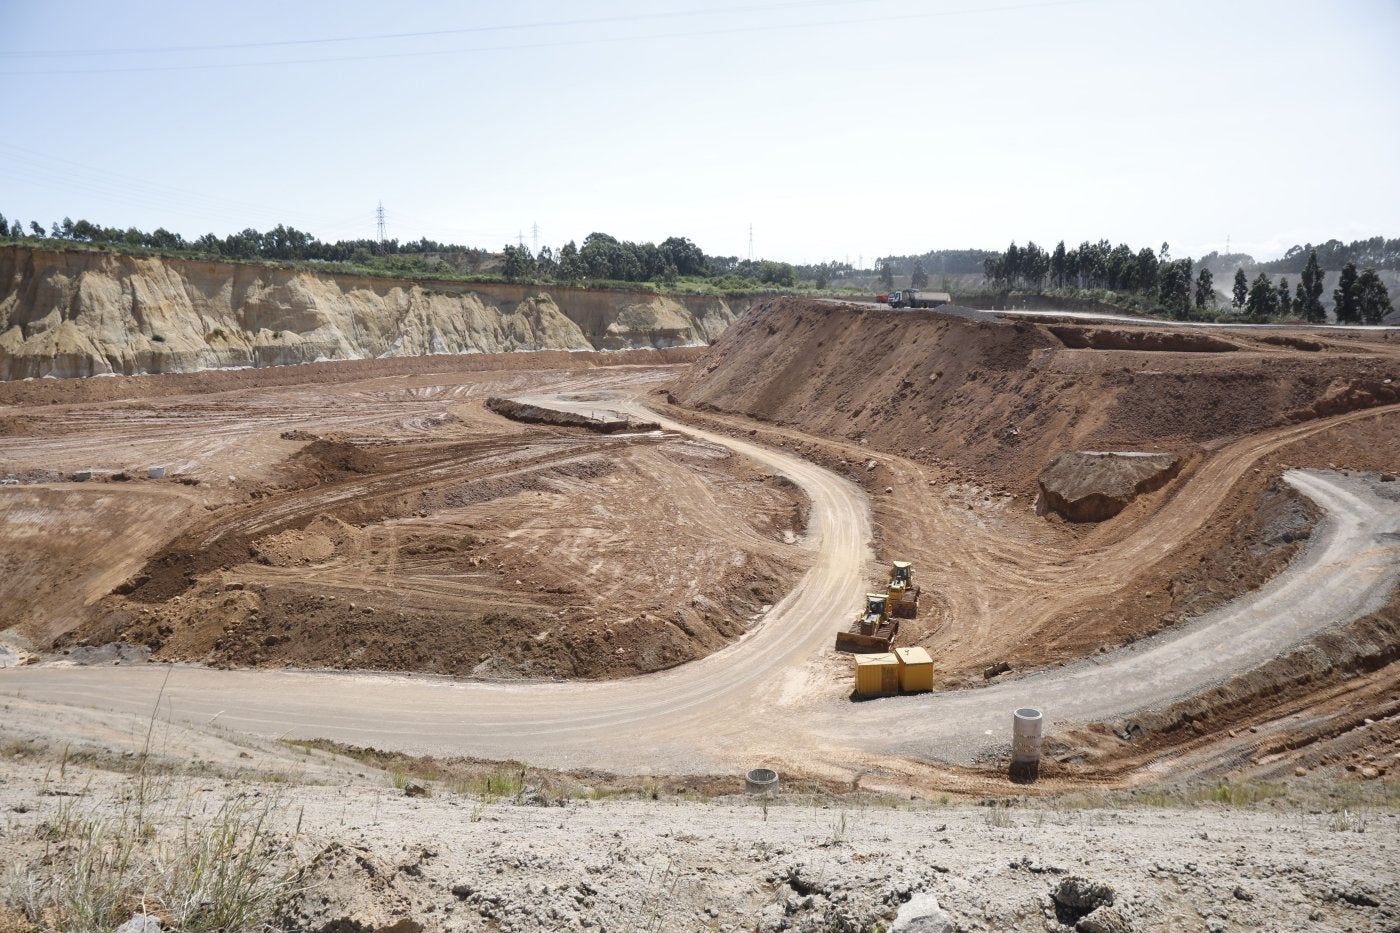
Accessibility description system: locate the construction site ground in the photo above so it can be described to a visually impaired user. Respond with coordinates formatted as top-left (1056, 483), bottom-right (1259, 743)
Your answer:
top-left (3, 304), bottom-right (1400, 928)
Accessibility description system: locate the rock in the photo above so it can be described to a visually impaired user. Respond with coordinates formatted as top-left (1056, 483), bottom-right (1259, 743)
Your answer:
top-left (1037, 451), bottom-right (1181, 522)
top-left (402, 781), bottom-right (430, 798)
top-left (517, 785), bottom-right (549, 806)
top-left (1358, 766), bottom-right (1380, 780)
top-left (1052, 877), bottom-right (1116, 925)
top-left (891, 892), bottom-right (954, 932)
top-left (1077, 906), bottom-right (1135, 933)
top-left (115, 915), bottom-right (162, 933)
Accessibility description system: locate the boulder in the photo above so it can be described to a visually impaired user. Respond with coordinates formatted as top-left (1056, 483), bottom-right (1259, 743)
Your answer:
top-left (891, 892), bottom-right (954, 932)
top-left (1038, 451), bottom-right (1180, 522)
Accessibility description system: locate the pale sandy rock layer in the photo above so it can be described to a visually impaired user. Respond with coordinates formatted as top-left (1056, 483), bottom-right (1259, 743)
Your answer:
top-left (0, 246), bottom-right (751, 379)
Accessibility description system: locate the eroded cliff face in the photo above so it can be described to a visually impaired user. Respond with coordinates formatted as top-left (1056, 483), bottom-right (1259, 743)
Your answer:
top-left (0, 246), bottom-right (752, 379)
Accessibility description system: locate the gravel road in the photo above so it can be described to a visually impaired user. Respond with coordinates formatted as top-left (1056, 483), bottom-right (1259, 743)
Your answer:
top-left (3, 397), bottom-right (1399, 777)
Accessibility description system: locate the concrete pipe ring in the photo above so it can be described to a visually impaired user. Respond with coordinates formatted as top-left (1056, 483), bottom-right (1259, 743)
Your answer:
top-left (745, 768), bottom-right (779, 796)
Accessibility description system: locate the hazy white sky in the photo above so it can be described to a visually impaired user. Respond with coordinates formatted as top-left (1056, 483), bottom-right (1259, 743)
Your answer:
top-left (2, 0), bottom-right (1397, 264)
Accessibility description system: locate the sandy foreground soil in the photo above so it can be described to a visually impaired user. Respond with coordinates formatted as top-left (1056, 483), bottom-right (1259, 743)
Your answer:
top-left (0, 701), bottom-right (1397, 933)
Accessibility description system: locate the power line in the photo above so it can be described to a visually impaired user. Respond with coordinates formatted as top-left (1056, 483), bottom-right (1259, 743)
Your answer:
top-left (0, 0), bottom-right (873, 58)
top-left (0, 0), bottom-right (1117, 77)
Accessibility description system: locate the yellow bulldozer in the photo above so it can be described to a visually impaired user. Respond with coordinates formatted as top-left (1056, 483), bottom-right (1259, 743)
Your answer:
top-left (887, 561), bottom-right (920, 619)
top-left (835, 561), bottom-right (919, 653)
top-left (835, 592), bottom-right (900, 653)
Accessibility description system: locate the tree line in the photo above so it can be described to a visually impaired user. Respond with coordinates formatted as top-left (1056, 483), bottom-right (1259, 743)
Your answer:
top-left (0, 212), bottom-right (804, 288)
top-left (982, 239), bottom-right (1204, 318)
top-left (499, 232), bottom-right (798, 286)
top-left (1229, 257), bottom-right (1391, 324)
top-left (983, 238), bottom-right (1393, 323)
top-left (1259, 237), bottom-right (1400, 274)
top-left (0, 212), bottom-right (483, 264)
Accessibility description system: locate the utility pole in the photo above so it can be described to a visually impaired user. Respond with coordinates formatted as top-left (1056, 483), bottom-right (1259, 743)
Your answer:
top-left (376, 201), bottom-right (386, 244)
top-left (531, 222), bottom-right (539, 254)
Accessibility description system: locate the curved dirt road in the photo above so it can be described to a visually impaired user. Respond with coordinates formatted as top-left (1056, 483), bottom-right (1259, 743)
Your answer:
top-left (4, 401), bottom-right (1400, 777)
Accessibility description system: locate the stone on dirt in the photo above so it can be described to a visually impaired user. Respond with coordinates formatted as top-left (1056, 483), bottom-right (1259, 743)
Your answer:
top-left (891, 892), bottom-right (954, 932)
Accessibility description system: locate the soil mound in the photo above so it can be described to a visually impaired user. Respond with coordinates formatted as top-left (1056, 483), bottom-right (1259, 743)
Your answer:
top-left (1037, 451), bottom-right (1181, 522)
top-left (485, 397), bottom-right (660, 433)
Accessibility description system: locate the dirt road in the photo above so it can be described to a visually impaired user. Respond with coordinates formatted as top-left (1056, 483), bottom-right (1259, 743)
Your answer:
top-left (4, 392), bottom-right (1399, 778)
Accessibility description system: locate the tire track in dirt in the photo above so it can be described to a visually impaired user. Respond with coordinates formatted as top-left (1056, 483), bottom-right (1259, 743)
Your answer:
top-left (3, 400), bottom-right (1400, 778)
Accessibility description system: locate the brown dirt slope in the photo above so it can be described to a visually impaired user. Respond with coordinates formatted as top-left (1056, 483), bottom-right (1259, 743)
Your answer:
top-left (668, 299), bottom-right (1400, 497)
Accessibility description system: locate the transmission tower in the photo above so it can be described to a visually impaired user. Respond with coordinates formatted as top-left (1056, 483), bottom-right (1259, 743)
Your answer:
top-left (376, 201), bottom-right (386, 243)
top-left (748, 223), bottom-right (754, 262)
top-left (518, 229), bottom-right (525, 247)
top-left (531, 222), bottom-right (539, 254)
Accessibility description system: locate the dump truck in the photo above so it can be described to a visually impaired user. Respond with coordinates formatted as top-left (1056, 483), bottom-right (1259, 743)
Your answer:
top-left (887, 561), bottom-right (920, 619)
top-left (834, 592), bottom-right (900, 653)
top-left (887, 289), bottom-right (952, 309)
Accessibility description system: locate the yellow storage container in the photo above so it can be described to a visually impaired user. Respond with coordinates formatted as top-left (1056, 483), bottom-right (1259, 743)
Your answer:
top-left (894, 646), bottom-right (934, 693)
top-left (854, 652), bottom-right (900, 698)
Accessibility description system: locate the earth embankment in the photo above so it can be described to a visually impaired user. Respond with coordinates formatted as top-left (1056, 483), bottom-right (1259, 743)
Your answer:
top-left (667, 298), bottom-right (1400, 496)
top-left (0, 245), bottom-right (756, 379)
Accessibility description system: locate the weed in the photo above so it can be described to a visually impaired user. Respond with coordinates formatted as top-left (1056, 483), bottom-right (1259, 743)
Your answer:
top-left (1327, 809), bottom-right (1369, 833)
top-left (984, 804), bottom-right (1013, 828)
top-left (150, 334), bottom-right (165, 343)
top-left (7, 791), bottom-right (301, 933)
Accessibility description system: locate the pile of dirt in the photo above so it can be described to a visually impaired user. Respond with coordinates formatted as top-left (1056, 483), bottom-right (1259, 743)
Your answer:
top-left (1036, 450), bottom-right (1181, 522)
top-left (484, 396), bottom-right (660, 433)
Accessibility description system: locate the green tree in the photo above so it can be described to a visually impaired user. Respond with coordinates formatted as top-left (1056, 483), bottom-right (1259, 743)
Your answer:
top-left (879, 261), bottom-right (894, 291)
top-left (1246, 273), bottom-right (1277, 317)
top-left (28, 221), bottom-right (44, 237)
top-left (910, 260), bottom-right (928, 289)
top-left (1277, 277), bottom-right (1291, 316)
top-left (1194, 268), bottom-right (1214, 309)
top-left (1299, 250), bottom-right (1325, 321)
top-left (1356, 268), bottom-right (1392, 324)
top-left (500, 243), bottom-right (535, 281)
top-left (659, 236), bottom-right (705, 276)
top-left (1232, 267), bottom-right (1248, 309)
top-left (1050, 240), bottom-right (1067, 287)
top-left (815, 265), bottom-right (829, 290)
top-left (558, 241), bottom-right (584, 281)
top-left (1333, 262), bottom-right (1360, 323)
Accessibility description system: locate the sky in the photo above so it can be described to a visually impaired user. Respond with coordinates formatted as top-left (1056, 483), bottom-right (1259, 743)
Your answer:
top-left (1, 0), bottom-right (1397, 266)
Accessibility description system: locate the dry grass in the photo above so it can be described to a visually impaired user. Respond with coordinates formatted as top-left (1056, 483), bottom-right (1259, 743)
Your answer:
top-left (5, 785), bottom-right (302, 933)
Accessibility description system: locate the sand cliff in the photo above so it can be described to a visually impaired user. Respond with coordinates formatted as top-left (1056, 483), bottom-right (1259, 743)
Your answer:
top-left (0, 245), bottom-right (751, 379)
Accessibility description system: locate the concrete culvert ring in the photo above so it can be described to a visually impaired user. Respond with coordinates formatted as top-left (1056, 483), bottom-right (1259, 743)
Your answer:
top-left (745, 768), bottom-right (779, 795)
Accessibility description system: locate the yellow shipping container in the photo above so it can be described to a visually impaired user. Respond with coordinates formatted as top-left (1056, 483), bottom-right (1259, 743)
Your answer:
top-left (854, 652), bottom-right (900, 697)
top-left (894, 646), bottom-right (934, 693)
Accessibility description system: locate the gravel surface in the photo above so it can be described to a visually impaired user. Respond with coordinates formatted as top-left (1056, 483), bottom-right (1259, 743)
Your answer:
top-left (1, 745), bottom-right (1396, 933)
